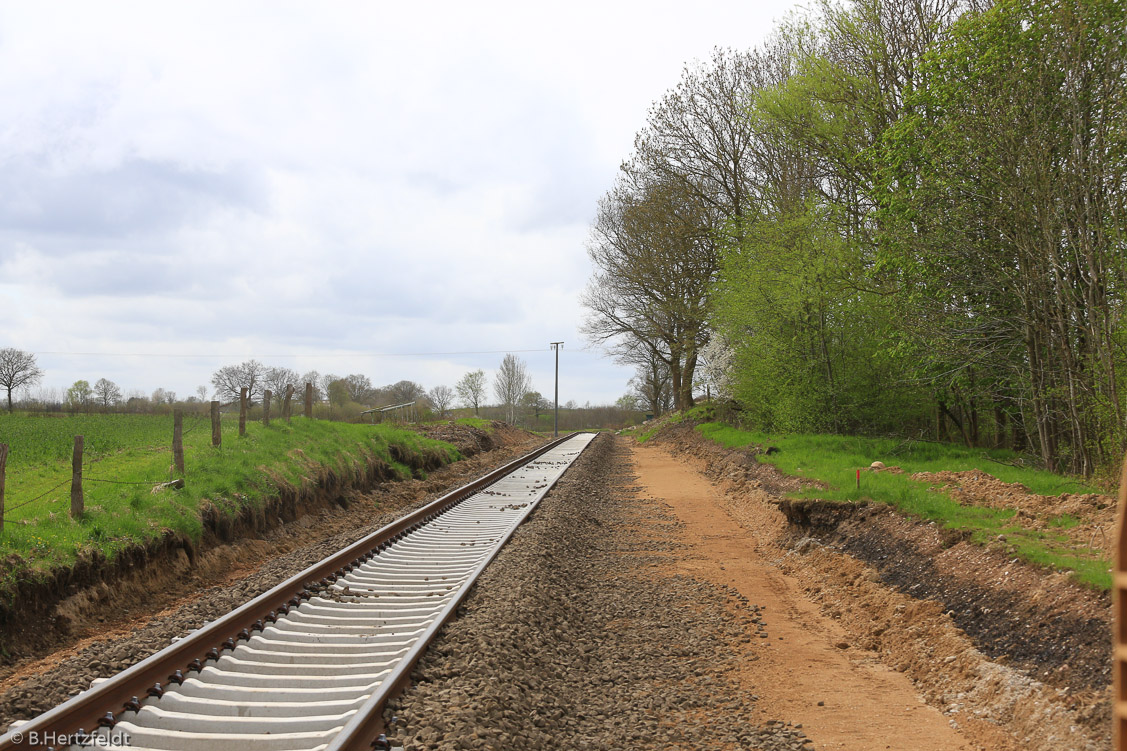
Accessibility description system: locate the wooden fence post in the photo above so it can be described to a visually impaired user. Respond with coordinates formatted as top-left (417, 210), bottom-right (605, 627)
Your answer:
top-left (173, 409), bottom-right (185, 473)
top-left (304, 382), bottom-right (313, 419)
top-left (239, 388), bottom-right (248, 437)
top-left (283, 384), bottom-right (294, 422)
top-left (211, 401), bottom-right (222, 447)
top-left (1114, 451), bottom-right (1127, 750)
top-left (263, 390), bottom-right (272, 427)
top-left (71, 435), bottom-right (84, 519)
top-left (0, 443), bottom-right (7, 534)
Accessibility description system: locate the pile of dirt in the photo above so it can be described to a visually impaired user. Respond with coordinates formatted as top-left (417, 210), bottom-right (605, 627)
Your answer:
top-left (413, 420), bottom-right (531, 457)
top-left (911, 469), bottom-right (1115, 559)
top-left (644, 419), bottom-right (1111, 750)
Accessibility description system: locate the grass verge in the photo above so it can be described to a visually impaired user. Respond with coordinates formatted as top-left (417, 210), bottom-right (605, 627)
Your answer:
top-left (691, 421), bottom-right (1110, 590)
top-left (0, 413), bottom-right (460, 581)
top-left (454, 417), bottom-right (493, 431)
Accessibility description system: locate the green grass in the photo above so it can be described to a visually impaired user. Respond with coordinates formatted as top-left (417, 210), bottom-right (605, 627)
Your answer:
top-left (454, 417), bottom-right (493, 431)
top-left (692, 422), bottom-right (1111, 590)
top-left (0, 413), bottom-right (459, 581)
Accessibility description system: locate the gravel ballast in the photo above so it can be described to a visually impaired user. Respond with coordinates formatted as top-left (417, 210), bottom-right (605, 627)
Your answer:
top-left (384, 433), bottom-right (808, 750)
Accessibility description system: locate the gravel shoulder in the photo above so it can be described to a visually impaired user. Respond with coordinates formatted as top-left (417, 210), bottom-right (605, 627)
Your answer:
top-left (385, 433), bottom-right (811, 750)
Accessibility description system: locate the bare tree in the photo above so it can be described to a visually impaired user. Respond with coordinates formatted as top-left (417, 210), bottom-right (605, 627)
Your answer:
top-left (386, 380), bottom-right (426, 404)
top-left (429, 385), bottom-right (455, 418)
top-left (151, 388), bottom-right (176, 405)
top-left (628, 47), bottom-right (767, 240)
top-left (493, 354), bottom-right (532, 424)
top-left (263, 367), bottom-right (300, 400)
top-left (628, 353), bottom-right (674, 417)
top-left (344, 374), bottom-right (375, 404)
top-left (582, 178), bottom-right (718, 410)
top-left (93, 378), bottom-right (122, 410)
top-left (0, 348), bottom-right (43, 412)
top-left (455, 369), bottom-right (487, 416)
top-left (211, 360), bottom-right (267, 403)
top-left (300, 371), bottom-right (324, 403)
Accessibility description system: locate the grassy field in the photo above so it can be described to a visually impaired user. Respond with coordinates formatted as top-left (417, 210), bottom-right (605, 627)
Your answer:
top-left (0, 412), bottom-right (459, 581)
top-left (661, 413), bottom-right (1110, 589)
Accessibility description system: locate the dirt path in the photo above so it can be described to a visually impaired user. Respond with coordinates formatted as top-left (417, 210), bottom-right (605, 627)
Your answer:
top-left (631, 442), bottom-right (976, 751)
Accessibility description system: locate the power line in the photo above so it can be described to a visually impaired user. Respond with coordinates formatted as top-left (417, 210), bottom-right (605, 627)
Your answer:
top-left (34, 347), bottom-right (600, 359)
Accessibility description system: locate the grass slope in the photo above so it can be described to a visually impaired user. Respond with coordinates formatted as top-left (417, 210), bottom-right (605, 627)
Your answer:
top-left (691, 419), bottom-right (1109, 590)
top-left (0, 413), bottom-right (459, 581)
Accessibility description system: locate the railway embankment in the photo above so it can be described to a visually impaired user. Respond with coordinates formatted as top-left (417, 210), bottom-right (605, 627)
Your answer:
top-left (0, 421), bottom-right (538, 709)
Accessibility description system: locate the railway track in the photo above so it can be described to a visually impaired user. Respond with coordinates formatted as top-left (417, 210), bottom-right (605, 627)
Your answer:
top-left (1, 432), bottom-right (597, 751)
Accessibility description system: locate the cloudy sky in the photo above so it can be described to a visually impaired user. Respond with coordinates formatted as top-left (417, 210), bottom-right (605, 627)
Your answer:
top-left (0, 1), bottom-right (799, 407)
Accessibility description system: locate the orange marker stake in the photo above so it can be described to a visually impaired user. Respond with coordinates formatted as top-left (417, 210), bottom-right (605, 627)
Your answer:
top-left (856, 468), bottom-right (860, 490)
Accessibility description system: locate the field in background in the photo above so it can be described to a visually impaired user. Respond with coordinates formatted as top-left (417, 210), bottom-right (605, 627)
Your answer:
top-left (0, 412), bottom-right (459, 580)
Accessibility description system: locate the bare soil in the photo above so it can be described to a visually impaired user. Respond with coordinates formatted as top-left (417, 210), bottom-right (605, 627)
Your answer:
top-left (644, 420), bottom-right (1111, 750)
top-left (631, 442), bottom-right (973, 750)
top-left (910, 468), bottom-right (1115, 560)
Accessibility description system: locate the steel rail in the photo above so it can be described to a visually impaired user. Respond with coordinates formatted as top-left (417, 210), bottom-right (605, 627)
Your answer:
top-left (0, 432), bottom-right (585, 751)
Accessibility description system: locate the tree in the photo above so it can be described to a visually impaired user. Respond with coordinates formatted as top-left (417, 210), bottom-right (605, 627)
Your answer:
top-left (93, 378), bottom-right (122, 410)
top-left (616, 394), bottom-right (641, 411)
top-left (211, 359), bottom-right (267, 403)
top-left (582, 177), bottom-right (718, 410)
top-left (343, 374), bottom-right (374, 404)
top-left (429, 385), bottom-right (455, 418)
top-left (878, 0), bottom-right (1127, 472)
top-left (386, 380), bottom-right (426, 404)
top-left (0, 348), bottom-right (43, 412)
top-left (152, 388), bottom-right (176, 405)
top-left (628, 352), bottom-right (673, 417)
top-left (327, 378), bottom-right (352, 409)
top-left (196, 385), bottom-right (209, 402)
top-left (66, 380), bottom-right (94, 411)
top-left (493, 354), bottom-right (532, 424)
top-left (263, 367), bottom-right (300, 400)
top-left (628, 47), bottom-right (767, 238)
top-left (455, 370), bottom-right (487, 416)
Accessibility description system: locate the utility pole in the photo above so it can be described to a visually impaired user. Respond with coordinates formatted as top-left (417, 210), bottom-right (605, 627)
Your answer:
top-left (550, 342), bottom-right (563, 437)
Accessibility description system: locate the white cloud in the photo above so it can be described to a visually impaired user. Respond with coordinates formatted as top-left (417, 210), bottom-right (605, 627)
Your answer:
top-left (0, 0), bottom-right (800, 403)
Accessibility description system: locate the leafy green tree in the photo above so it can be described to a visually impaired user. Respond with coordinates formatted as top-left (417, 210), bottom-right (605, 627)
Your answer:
top-left (879, 0), bottom-right (1126, 472)
top-left (66, 380), bottom-right (93, 412)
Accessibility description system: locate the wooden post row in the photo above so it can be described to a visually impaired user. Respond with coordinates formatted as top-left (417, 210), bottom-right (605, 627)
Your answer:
top-left (0, 443), bottom-right (7, 534)
top-left (239, 388), bottom-right (248, 437)
top-left (71, 435), bottom-right (83, 519)
top-left (263, 390), bottom-right (272, 427)
top-left (211, 401), bottom-right (222, 447)
top-left (305, 382), bottom-right (313, 419)
top-left (173, 409), bottom-right (185, 473)
top-left (283, 384), bottom-right (294, 422)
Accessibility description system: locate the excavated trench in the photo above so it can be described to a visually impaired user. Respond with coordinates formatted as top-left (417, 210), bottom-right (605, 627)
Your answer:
top-left (779, 499), bottom-right (1111, 695)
